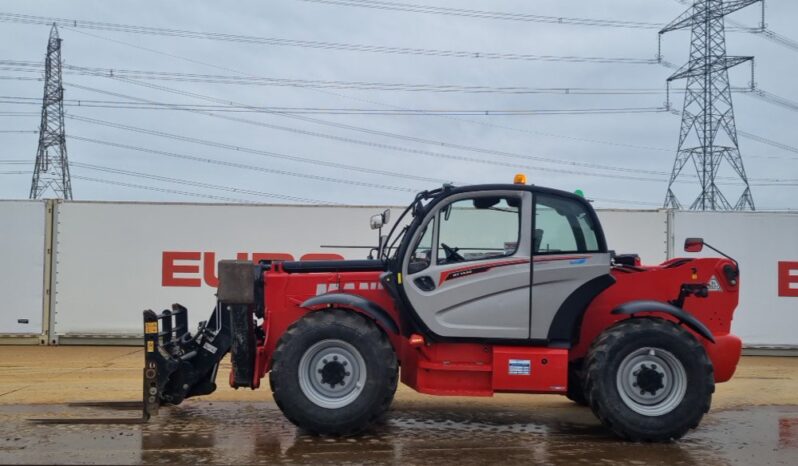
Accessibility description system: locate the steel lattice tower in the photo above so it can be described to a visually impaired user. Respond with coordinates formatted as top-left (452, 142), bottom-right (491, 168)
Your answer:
top-left (30, 23), bottom-right (72, 200)
top-left (660, 0), bottom-right (761, 210)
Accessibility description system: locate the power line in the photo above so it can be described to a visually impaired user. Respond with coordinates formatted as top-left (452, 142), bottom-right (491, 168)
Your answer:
top-left (62, 71), bottom-right (662, 96)
top-left (9, 63), bottom-right (797, 163)
top-left (671, 0), bottom-right (798, 52)
top-left (0, 12), bottom-right (659, 63)
top-left (2, 60), bottom-right (672, 95)
top-left (76, 133), bottom-right (798, 193)
top-left (665, 102), bottom-right (798, 161)
top-left (69, 162), bottom-right (337, 204)
top-left (0, 111), bottom-right (40, 116)
top-left (747, 88), bottom-right (798, 113)
top-left (0, 59), bottom-right (778, 112)
top-left (65, 113), bottom-right (442, 189)
top-left (61, 26), bottom-right (681, 155)
top-left (76, 145), bottom-right (791, 209)
top-left (17, 4), bottom-right (788, 206)
top-left (74, 98), bottom-right (798, 187)
top-left (752, 27), bottom-right (798, 52)
top-left (71, 175), bottom-right (254, 203)
top-left (294, 0), bottom-right (664, 29)
top-left (4, 97), bottom-right (670, 116)
top-left (70, 161), bottom-right (704, 208)
top-left (320, 0), bottom-right (794, 49)
top-left (66, 81), bottom-right (677, 180)
top-left (25, 8), bottom-right (795, 162)
top-left (738, 130), bottom-right (798, 155)
top-left (71, 79), bottom-right (791, 183)
top-left (2, 59), bottom-right (760, 101)
top-left (68, 134), bottom-right (445, 190)
top-left (0, 75), bottom-right (42, 82)
top-left (49, 20), bottom-right (798, 173)
top-left (43, 141), bottom-right (698, 209)
top-left (0, 59), bottom-right (40, 66)
top-left (0, 92), bottom-right (672, 115)
top-left (65, 112), bottom-right (669, 185)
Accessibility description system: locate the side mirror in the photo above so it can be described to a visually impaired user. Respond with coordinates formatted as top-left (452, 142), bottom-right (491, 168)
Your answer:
top-left (684, 237), bottom-right (704, 253)
top-left (370, 214), bottom-right (384, 230)
top-left (370, 209), bottom-right (391, 230)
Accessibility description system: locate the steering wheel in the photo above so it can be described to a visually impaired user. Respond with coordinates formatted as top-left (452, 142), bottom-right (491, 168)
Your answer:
top-left (441, 243), bottom-right (465, 262)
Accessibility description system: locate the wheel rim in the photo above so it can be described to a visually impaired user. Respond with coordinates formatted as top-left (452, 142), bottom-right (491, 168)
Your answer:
top-left (615, 347), bottom-right (687, 417)
top-left (298, 339), bottom-right (367, 409)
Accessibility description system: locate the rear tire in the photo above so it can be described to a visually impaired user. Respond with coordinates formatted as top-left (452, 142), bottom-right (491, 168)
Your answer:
top-left (566, 361), bottom-right (589, 406)
top-left (584, 318), bottom-right (714, 442)
top-left (270, 309), bottom-right (398, 435)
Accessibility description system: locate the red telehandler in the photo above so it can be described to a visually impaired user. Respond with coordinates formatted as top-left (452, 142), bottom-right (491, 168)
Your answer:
top-left (138, 180), bottom-right (741, 441)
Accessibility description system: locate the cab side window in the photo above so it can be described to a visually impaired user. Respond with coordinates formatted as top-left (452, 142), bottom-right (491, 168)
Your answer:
top-left (436, 196), bottom-right (520, 264)
top-left (535, 194), bottom-right (600, 254)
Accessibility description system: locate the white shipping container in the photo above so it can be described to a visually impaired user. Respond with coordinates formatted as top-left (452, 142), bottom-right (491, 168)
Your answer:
top-left (597, 209), bottom-right (669, 264)
top-left (49, 201), bottom-right (667, 339)
top-left (0, 200), bottom-right (46, 336)
top-left (671, 211), bottom-right (798, 347)
top-left (51, 201), bottom-right (394, 338)
top-left (29, 200), bottom-right (798, 347)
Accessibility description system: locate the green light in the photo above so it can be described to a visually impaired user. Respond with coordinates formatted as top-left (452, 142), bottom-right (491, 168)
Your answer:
top-left (574, 189), bottom-right (585, 198)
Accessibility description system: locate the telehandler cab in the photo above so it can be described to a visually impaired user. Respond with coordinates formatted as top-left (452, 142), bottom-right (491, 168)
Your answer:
top-left (140, 181), bottom-right (742, 441)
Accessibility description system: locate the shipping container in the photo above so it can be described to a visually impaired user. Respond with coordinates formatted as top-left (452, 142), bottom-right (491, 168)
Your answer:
top-left (1, 200), bottom-right (794, 348)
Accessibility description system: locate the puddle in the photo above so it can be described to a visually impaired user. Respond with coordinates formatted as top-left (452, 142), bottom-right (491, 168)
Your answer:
top-left (0, 402), bottom-right (796, 464)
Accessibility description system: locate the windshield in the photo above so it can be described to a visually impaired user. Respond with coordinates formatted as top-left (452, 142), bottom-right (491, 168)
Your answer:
top-left (435, 197), bottom-right (520, 264)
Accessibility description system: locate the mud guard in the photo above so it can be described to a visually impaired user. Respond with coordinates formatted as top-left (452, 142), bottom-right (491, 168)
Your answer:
top-left (300, 293), bottom-right (399, 335)
top-left (547, 274), bottom-right (616, 345)
top-left (611, 300), bottom-right (715, 343)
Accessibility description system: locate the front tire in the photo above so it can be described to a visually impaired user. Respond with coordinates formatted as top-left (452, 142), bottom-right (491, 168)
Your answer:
top-left (584, 318), bottom-right (714, 442)
top-left (270, 309), bottom-right (398, 435)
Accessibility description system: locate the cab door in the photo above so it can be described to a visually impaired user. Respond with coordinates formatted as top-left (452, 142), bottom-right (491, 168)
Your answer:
top-left (530, 193), bottom-right (611, 340)
top-left (401, 190), bottom-right (532, 339)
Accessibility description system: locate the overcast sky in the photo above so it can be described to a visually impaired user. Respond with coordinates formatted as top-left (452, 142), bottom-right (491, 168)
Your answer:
top-left (0, 0), bottom-right (796, 209)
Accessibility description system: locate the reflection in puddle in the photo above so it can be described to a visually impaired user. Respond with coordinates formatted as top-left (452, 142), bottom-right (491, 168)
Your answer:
top-left (0, 402), bottom-right (796, 464)
top-left (779, 417), bottom-right (798, 449)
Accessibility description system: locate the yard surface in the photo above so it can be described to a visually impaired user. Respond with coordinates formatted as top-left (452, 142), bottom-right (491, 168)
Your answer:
top-left (0, 347), bottom-right (796, 464)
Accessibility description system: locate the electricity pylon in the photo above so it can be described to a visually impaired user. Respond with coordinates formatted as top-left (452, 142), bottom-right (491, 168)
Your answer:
top-left (660, 0), bottom-right (762, 210)
top-left (30, 23), bottom-right (72, 200)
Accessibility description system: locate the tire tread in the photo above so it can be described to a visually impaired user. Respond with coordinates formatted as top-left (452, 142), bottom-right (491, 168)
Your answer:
top-left (584, 318), bottom-right (714, 442)
top-left (269, 309), bottom-right (397, 436)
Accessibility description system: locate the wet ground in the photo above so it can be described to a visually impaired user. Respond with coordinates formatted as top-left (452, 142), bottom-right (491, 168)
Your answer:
top-left (1, 401), bottom-right (796, 465)
top-left (1, 349), bottom-right (796, 464)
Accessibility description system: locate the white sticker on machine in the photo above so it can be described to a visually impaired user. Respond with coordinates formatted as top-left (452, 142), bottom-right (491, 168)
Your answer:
top-left (707, 275), bottom-right (722, 292)
top-left (508, 359), bottom-right (531, 376)
top-left (203, 342), bottom-right (218, 354)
